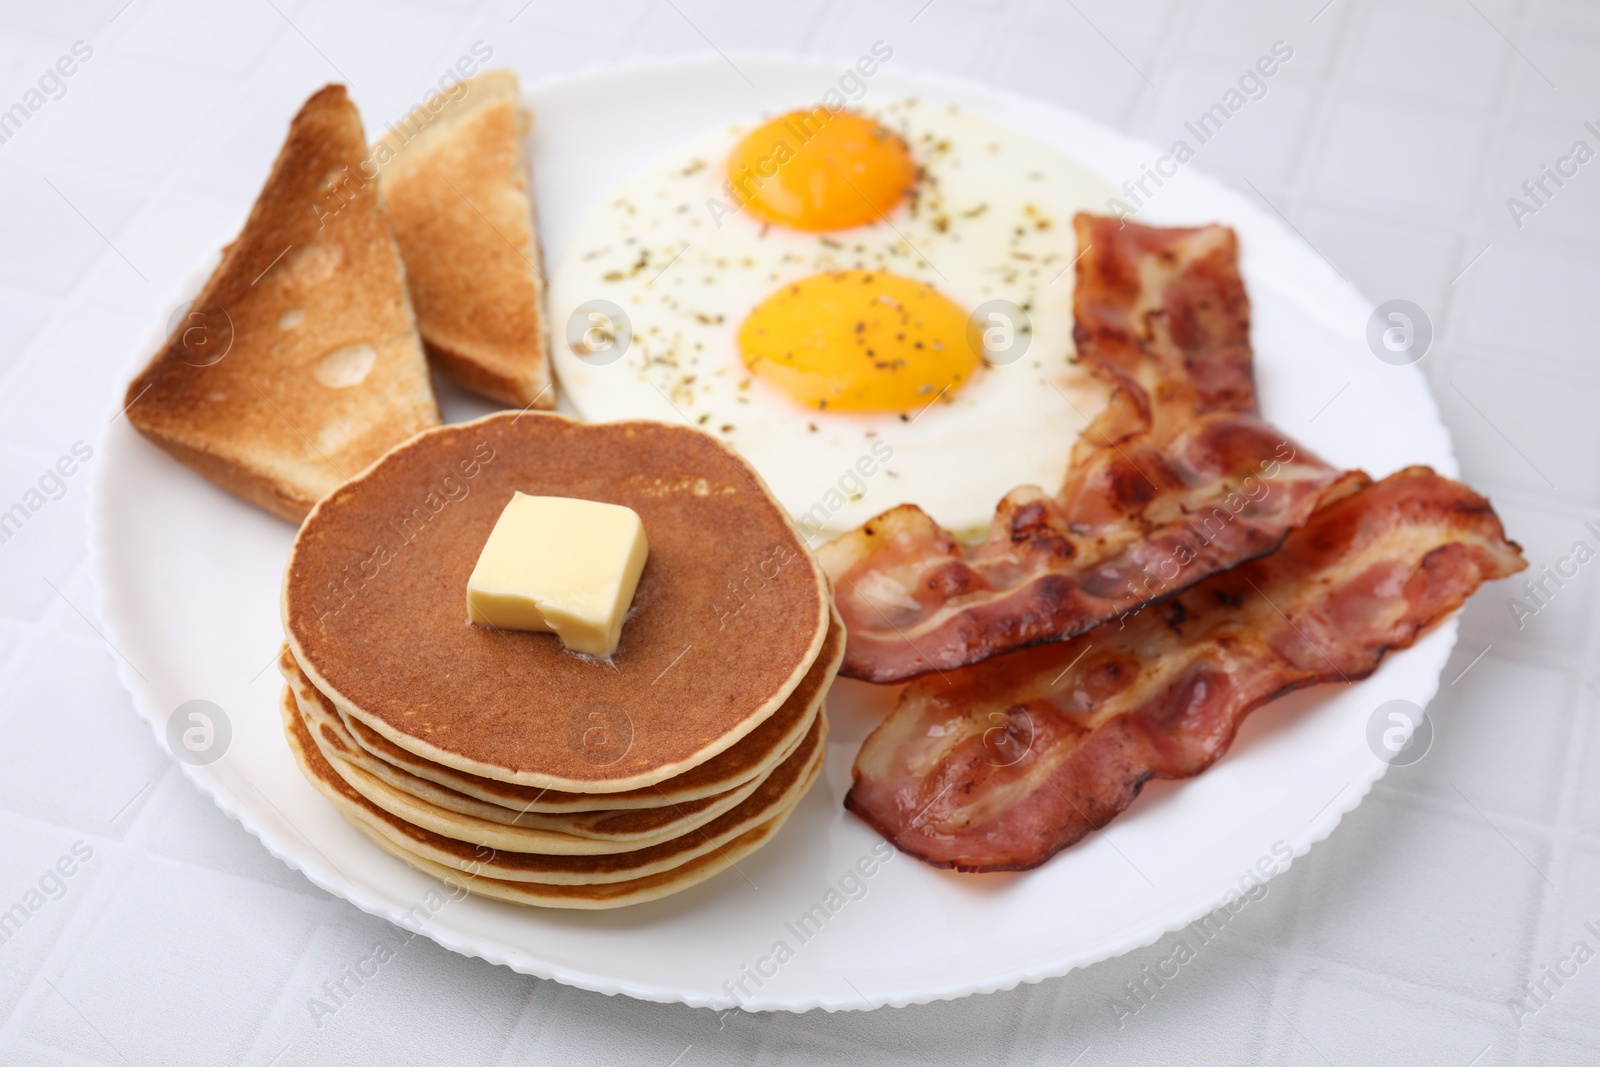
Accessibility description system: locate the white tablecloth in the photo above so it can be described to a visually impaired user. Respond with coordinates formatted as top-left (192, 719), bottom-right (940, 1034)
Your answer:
top-left (1, 0), bottom-right (1596, 1063)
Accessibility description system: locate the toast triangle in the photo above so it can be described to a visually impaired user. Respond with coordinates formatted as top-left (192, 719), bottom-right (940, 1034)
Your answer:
top-left (374, 70), bottom-right (555, 410)
top-left (125, 84), bottom-right (440, 523)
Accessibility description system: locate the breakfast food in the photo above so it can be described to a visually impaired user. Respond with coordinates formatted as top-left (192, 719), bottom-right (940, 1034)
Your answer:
top-left (125, 85), bottom-right (439, 522)
top-left (120, 75), bottom-right (1522, 917)
top-left (830, 215), bottom-right (1523, 872)
top-left (375, 70), bottom-right (554, 409)
top-left (286, 412), bottom-right (830, 789)
top-left (281, 627), bottom-right (834, 813)
top-left (283, 649), bottom-right (811, 839)
top-left (547, 99), bottom-right (1118, 539)
top-left (464, 493), bottom-right (650, 656)
top-left (845, 467), bottom-right (1526, 871)
top-left (279, 411), bottom-right (838, 907)
top-left (282, 689), bottom-right (823, 906)
top-left (822, 215), bottom-right (1353, 682)
top-left (295, 687), bottom-right (823, 856)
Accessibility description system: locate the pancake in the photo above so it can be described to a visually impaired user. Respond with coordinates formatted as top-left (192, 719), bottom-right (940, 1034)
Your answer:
top-left (303, 689), bottom-right (733, 854)
top-left (293, 668), bottom-right (775, 836)
top-left (282, 684), bottom-right (823, 891)
top-left (277, 605), bottom-right (842, 812)
top-left (300, 673), bottom-right (815, 852)
top-left (295, 694), bottom-right (823, 874)
top-left (364, 804), bottom-right (798, 910)
top-left (284, 412), bottom-right (832, 792)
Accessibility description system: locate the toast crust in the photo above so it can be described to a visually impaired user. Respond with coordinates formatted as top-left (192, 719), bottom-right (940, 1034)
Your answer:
top-left (376, 70), bottom-right (554, 409)
top-left (124, 84), bottom-right (440, 522)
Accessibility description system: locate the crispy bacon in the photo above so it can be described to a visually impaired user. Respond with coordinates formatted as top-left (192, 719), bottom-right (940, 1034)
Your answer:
top-left (844, 467), bottom-right (1526, 872)
top-left (822, 214), bottom-right (1351, 683)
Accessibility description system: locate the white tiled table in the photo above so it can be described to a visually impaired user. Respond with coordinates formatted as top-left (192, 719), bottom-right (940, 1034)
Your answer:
top-left (2, 1), bottom-right (1596, 1063)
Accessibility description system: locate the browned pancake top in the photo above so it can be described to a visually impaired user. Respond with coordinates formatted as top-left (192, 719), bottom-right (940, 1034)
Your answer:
top-left (284, 412), bottom-right (830, 788)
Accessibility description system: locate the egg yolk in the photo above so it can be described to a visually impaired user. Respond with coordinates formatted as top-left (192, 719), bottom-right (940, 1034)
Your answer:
top-left (725, 110), bottom-right (915, 232)
top-left (738, 271), bottom-right (979, 412)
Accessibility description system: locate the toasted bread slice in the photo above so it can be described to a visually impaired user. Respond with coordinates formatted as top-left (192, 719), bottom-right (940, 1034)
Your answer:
top-left (374, 70), bottom-right (554, 410)
top-left (125, 85), bottom-right (440, 523)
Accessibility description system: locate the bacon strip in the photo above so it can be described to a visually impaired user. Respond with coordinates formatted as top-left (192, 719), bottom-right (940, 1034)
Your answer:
top-left (822, 215), bottom-right (1351, 682)
top-left (844, 467), bottom-right (1525, 872)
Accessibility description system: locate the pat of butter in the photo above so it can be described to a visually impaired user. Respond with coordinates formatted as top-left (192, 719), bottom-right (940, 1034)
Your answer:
top-left (466, 493), bottom-right (649, 657)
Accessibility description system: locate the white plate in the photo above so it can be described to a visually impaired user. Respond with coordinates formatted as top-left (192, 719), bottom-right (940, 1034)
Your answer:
top-left (90, 54), bottom-right (1457, 1012)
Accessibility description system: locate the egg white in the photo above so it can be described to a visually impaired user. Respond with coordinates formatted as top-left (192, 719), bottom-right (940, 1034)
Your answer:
top-left (547, 98), bottom-right (1114, 538)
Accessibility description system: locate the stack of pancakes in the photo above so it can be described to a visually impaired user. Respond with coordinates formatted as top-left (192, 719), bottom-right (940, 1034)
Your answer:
top-left (279, 413), bottom-right (838, 908)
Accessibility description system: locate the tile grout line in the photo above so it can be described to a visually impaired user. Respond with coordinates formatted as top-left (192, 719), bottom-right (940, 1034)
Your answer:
top-left (0, 8), bottom-right (319, 407)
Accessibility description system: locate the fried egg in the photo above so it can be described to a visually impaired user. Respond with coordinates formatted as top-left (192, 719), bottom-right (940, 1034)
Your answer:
top-left (548, 98), bottom-right (1114, 538)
